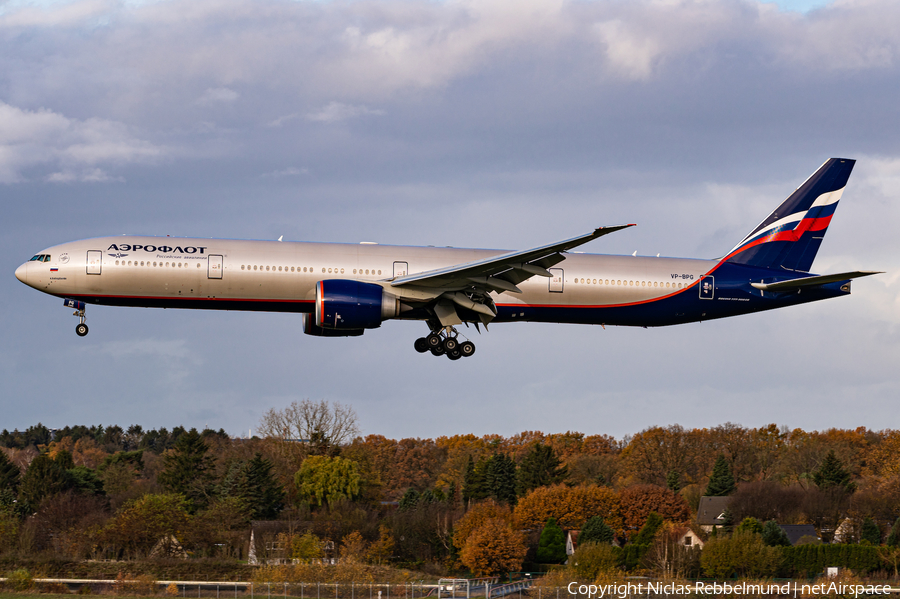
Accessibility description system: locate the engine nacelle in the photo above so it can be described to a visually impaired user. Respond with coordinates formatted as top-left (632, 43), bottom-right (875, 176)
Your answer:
top-left (315, 280), bottom-right (400, 330)
top-left (302, 314), bottom-right (364, 337)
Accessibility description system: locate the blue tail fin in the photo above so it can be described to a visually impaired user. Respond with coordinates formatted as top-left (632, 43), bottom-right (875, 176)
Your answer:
top-left (724, 158), bottom-right (855, 272)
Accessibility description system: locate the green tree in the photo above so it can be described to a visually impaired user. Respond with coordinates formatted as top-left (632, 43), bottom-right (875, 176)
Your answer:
top-left (294, 455), bottom-right (360, 507)
top-left (399, 488), bottom-right (420, 511)
top-left (861, 517), bottom-right (881, 545)
top-left (887, 518), bottom-right (900, 547)
top-left (0, 451), bottom-right (20, 494)
top-left (736, 517), bottom-right (764, 535)
top-left (666, 470), bottom-right (681, 492)
top-left (19, 452), bottom-right (72, 507)
top-left (761, 520), bottom-right (791, 547)
top-left (68, 466), bottom-right (105, 495)
top-left (813, 450), bottom-right (856, 493)
top-left (633, 512), bottom-right (664, 546)
top-left (579, 516), bottom-right (614, 545)
top-left (486, 453), bottom-right (517, 505)
top-left (238, 453), bottom-right (285, 519)
top-left (516, 444), bottom-right (567, 496)
top-left (463, 456), bottom-right (488, 503)
top-left (157, 428), bottom-right (216, 512)
top-left (705, 455), bottom-right (736, 496)
top-left (537, 517), bottom-right (567, 563)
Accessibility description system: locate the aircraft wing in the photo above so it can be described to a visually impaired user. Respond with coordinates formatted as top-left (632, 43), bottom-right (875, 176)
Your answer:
top-left (390, 224), bottom-right (635, 294)
top-left (750, 270), bottom-right (882, 292)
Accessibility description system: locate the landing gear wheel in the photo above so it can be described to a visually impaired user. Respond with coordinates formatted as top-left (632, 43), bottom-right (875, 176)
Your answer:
top-left (447, 349), bottom-right (462, 360)
top-left (426, 333), bottom-right (442, 349)
top-left (430, 345), bottom-right (446, 356)
top-left (459, 341), bottom-right (476, 357)
top-left (75, 323), bottom-right (89, 337)
top-left (443, 337), bottom-right (459, 352)
top-left (414, 337), bottom-right (429, 353)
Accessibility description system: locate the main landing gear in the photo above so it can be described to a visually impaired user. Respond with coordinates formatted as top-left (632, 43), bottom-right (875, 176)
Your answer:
top-left (414, 327), bottom-right (476, 360)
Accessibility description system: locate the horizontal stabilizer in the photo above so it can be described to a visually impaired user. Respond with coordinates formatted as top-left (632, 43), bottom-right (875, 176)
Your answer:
top-left (750, 270), bottom-right (882, 292)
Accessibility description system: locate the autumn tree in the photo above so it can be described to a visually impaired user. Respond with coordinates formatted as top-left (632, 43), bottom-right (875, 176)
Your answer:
top-left (157, 428), bottom-right (216, 512)
top-left (290, 532), bottom-right (324, 561)
top-left (537, 517), bottom-right (567, 563)
top-left (366, 525), bottom-right (395, 564)
top-left (105, 493), bottom-right (190, 559)
top-left (447, 500), bottom-right (503, 547)
top-left (514, 484), bottom-right (622, 532)
top-left (517, 444), bottom-right (567, 496)
top-left (459, 518), bottom-right (527, 576)
top-left (340, 530), bottom-right (368, 560)
top-left (619, 484), bottom-right (691, 537)
top-left (294, 455), bottom-right (360, 507)
top-left (705, 455), bottom-right (736, 496)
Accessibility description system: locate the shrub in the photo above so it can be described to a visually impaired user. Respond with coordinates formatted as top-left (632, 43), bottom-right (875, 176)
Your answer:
top-left (6, 568), bottom-right (34, 592)
top-left (569, 542), bottom-right (620, 580)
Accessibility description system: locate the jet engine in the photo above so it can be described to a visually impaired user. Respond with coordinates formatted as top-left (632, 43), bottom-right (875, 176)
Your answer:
top-left (314, 280), bottom-right (401, 330)
top-left (302, 314), bottom-right (364, 337)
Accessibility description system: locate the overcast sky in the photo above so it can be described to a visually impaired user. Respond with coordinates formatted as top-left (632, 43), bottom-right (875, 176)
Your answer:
top-left (2, 0), bottom-right (898, 442)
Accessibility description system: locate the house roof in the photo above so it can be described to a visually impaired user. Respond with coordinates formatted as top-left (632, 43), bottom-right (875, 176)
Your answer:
top-left (779, 524), bottom-right (818, 546)
top-left (697, 496), bottom-right (732, 525)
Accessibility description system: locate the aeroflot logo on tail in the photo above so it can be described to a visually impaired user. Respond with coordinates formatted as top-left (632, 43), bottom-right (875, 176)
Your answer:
top-left (107, 244), bottom-right (209, 254)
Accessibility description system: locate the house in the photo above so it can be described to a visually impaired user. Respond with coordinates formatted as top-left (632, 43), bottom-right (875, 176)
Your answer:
top-left (674, 527), bottom-right (705, 549)
top-left (697, 496), bottom-right (732, 532)
top-left (248, 520), bottom-right (294, 565)
top-left (566, 530), bottom-right (580, 557)
top-left (779, 524), bottom-right (820, 546)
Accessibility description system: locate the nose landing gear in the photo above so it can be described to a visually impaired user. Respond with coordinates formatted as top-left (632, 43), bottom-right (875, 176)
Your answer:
top-left (414, 326), bottom-right (476, 360)
top-left (64, 299), bottom-right (89, 337)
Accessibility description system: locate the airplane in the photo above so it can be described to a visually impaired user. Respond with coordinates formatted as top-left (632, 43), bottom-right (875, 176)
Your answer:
top-left (15, 158), bottom-right (880, 360)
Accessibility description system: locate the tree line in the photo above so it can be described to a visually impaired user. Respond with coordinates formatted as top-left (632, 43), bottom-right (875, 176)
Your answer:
top-left (3, 403), bottom-right (900, 578)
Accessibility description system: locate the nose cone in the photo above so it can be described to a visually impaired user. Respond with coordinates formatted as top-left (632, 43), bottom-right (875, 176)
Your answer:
top-left (15, 263), bottom-right (27, 284)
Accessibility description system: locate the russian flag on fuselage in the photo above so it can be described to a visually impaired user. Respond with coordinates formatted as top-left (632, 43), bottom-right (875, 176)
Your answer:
top-left (725, 158), bottom-right (855, 273)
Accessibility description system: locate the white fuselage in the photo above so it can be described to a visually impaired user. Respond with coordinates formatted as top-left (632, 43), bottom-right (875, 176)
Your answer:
top-left (16, 235), bottom-right (714, 321)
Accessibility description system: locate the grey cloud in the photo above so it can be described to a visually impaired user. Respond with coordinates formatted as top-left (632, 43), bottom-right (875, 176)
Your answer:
top-left (1, 0), bottom-right (899, 438)
top-left (0, 101), bottom-right (165, 183)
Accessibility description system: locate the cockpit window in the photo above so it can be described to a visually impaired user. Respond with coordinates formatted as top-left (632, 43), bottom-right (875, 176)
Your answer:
top-left (30, 254), bottom-right (51, 262)
top-left (30, 255), bottom-right (41, 261)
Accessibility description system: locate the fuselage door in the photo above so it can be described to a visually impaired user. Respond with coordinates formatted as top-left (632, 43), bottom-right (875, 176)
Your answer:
top-left (208, 255), bottom-right (223, 279)
top-left (699, 275), bottom-right (715, 300)
top-left (549, 268), bottom-right (564, 293)
top-left (393, 261), bottom-right (408, 278)
top-left (86, 250), bottom-right (102, 275)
